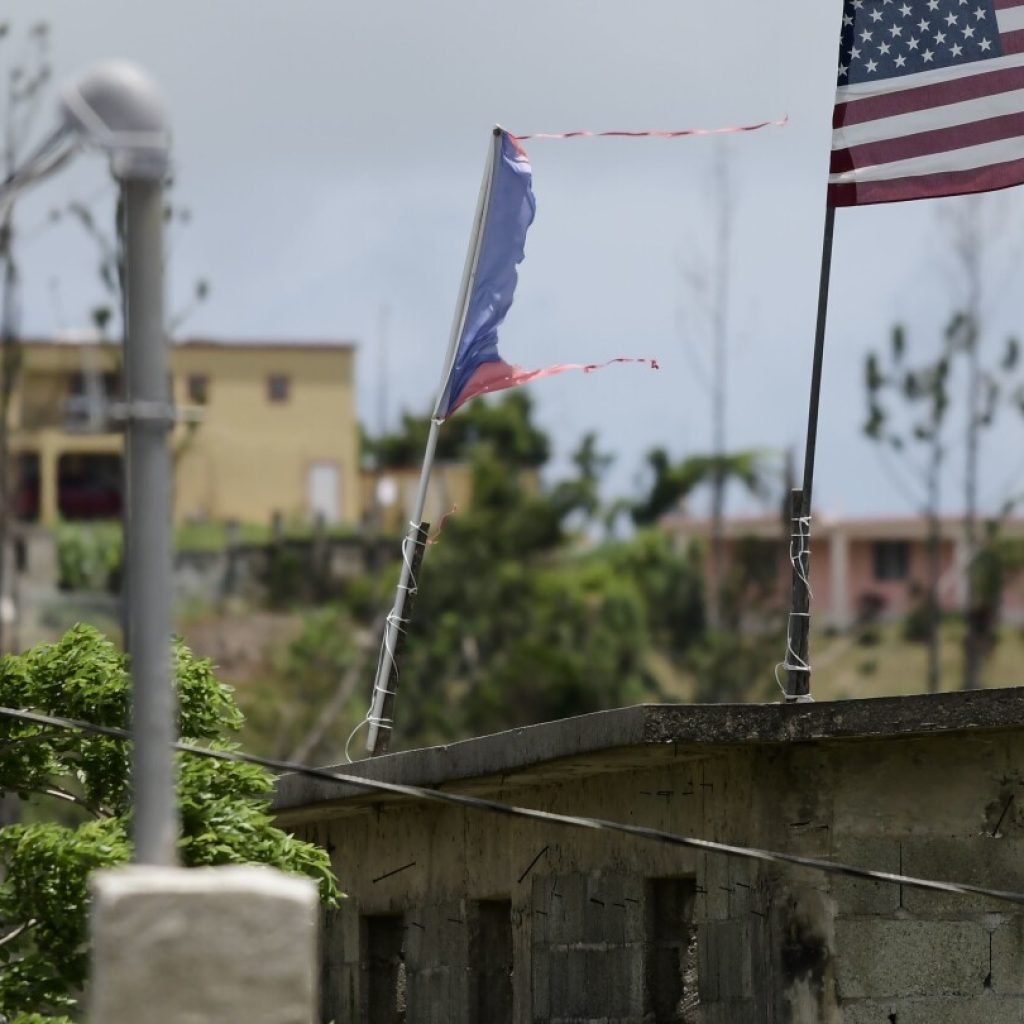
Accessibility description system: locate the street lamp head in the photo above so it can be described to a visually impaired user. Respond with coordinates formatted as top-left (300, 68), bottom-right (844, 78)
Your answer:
top-left (59, 60), bottom-right (170, 181)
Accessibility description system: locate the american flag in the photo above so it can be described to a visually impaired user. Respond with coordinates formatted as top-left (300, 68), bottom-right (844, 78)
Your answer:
top-left (829, 0), bottom-right (1024, 205)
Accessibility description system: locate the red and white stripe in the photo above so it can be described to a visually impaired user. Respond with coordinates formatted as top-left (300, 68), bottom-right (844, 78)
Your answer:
top-left (829, 0), bottom-right (1024, 206)
top-left (511, 117), bottom-right (787, 142)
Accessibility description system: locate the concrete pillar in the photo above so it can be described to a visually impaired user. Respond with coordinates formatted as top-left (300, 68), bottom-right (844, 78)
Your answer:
top-left (953, 536), bottom-right (970, 608)
top-left (38, 436), bottom-right (60, 527)
top-left (829, 528), bottom-right (851, 631)
top-left (90, 865), bottom-right (318, 1024)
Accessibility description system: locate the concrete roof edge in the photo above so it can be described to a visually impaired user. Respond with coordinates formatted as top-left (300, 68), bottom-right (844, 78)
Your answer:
top-left (273, 688), bottom-right (1024, 815)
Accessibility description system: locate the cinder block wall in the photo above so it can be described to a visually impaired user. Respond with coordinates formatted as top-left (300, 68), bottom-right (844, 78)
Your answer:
top-left (296, 729), bottom-right (1024, 1023)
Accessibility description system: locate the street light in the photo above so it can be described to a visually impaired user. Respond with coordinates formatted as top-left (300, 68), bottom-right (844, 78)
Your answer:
top-left (1, 61), bottom-right (177, 866)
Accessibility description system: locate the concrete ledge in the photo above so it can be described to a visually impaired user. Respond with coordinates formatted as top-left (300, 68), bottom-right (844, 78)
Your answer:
top-left (274, 687), bottom-right (1024, 821)
top-left (90, 865), bottom-right (317, 1024)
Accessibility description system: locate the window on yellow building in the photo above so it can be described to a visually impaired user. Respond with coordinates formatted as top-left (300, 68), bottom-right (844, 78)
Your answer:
top-left (267, 374), bottom-right (290, 403)
top-left (68, 371), bottom-right (120, 398)
top-left (187, 374), bottom-right (209, 405)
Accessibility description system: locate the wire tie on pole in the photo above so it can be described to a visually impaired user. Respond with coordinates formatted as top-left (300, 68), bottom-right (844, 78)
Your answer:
top-left (106, 399), bottom-right (180, 428)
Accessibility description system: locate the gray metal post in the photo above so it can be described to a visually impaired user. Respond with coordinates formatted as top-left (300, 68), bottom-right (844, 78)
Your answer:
top-left (0, 64), bottom-right (178, 856)
top-left (122, 175), bottom-right (177, 864)
top-left (58, 61), bottom-right (177, 862)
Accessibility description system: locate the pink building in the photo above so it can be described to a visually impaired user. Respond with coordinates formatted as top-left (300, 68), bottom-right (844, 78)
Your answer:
top-left (662, 513), bottom-right (1024, 629)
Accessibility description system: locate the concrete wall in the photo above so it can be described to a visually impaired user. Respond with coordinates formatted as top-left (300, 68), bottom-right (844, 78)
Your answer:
top-left (293, 728), bottom-right (1024, 1023)
top-left (173, 535), bottom-right (389, 604)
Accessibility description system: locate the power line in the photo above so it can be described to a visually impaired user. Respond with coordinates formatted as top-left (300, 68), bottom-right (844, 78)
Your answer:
top-left (1, 703), bottom-right (1022, 908)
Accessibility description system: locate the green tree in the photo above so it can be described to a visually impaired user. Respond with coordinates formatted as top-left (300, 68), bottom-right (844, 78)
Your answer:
top-left (630, 448), bottom-right (770, 527)
top-left (0, 21), bottom-right (51, 655)
top-left (628, 445), bottom-right (787, 703)
top-left (864, 313), bottom-right (1024, 689)
top-left (382, 409), bottom-right (710, 742)
top-left (864, 321), bottom-right (954, 692)
top-left (368, 390), bottom-right (550, 470)
top-left (0, 625), bottom-right (339, 1022)
top-left (242, 603), bottom-right (363, 763)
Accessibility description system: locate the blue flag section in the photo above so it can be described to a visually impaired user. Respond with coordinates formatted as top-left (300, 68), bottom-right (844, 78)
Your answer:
top-left (440, 130), bottom-right (537, 418)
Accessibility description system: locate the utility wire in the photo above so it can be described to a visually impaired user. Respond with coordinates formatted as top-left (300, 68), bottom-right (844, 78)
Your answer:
top-left (1, 703), bottom-right (1022, 908)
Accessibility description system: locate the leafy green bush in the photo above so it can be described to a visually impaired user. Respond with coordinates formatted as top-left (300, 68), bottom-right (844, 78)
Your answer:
top-left (0, 625), bottom-right (340, 1019)
top-left (242, 605), bottom-right (359, 760)
top-left (902, 598), bottom-right (933, 643)
top-left (55, 524), bottom-right (122, 593)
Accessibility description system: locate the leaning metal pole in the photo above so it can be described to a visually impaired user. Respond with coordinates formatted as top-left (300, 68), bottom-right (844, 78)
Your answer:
top-left (784, 204), bottom-right (836, 704)
top-left (364, 128), bottom-right (501, 756)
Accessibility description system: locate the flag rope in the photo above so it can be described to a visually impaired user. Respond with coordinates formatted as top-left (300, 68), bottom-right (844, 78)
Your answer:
top-left (511, 116), bottom-right (788, 142)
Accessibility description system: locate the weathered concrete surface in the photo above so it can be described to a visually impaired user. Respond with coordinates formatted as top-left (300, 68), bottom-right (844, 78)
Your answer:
top-left (89, 865), bottom-right (318, 1024)
top-left (834, 919), bottom-right (989, 998)
top-left (276, 690), bottom-right (1024, 1023)
top-left (274, 687), bottom-right (1024, 824)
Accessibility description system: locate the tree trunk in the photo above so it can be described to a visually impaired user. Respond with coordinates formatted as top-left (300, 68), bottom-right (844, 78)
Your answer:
top-left (0, 213), bottom-right (19, 655)
top-left (926, 447), bottom-right (942, 693)
top-left (963, 266), bottom-right (982, 690)
top-left (707, 148), bottom-right (731, 632)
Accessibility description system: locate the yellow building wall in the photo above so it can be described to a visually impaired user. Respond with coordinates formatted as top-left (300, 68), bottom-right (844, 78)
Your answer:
top-left (359, 462), bottom-right (474, 533)
top-left (10, 339), bottom-right (359, 528)
top-left (171, 344), bottom-right (358, 527)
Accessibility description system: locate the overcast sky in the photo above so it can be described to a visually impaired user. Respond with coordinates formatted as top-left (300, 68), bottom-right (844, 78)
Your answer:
top-left (5, 0), bottom-right (1024, 517)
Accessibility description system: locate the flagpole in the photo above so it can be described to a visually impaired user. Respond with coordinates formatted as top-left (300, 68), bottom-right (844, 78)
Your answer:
top-left (785, 203), bottom-right (836, 703)
top-left (365, 128), bottom-right (502, 756)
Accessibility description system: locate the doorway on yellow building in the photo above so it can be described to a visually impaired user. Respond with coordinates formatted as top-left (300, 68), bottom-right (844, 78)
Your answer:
top-left (306, 462), bottom-right (340, 525)
top-left (13, 453), bottom-right (40, 523)
top-left (57, 453), bottom-right (122, 521)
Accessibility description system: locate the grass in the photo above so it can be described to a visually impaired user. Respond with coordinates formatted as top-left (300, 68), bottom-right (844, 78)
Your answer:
top-left (653, 619), bottom-right (1024, 706)
top-left (810, 620), bottom-right (1024, 701)
top-left (54, 518), bottom-right (360, 554)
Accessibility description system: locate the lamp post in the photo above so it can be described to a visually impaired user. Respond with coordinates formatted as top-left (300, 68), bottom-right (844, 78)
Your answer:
top-left (0, 61), bottom-right (180, 865)
top-left (60, 62), bottom-right (176, 866)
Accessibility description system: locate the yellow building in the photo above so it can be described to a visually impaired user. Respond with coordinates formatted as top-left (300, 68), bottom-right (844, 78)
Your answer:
top-left (10, 334), bottom-right (359, 528)
top-left (359, 461), bottom-right (474, 535)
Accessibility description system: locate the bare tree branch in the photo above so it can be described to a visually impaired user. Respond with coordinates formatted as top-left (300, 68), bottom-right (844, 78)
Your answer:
top-left (0, 917), bottom-right (36, 948)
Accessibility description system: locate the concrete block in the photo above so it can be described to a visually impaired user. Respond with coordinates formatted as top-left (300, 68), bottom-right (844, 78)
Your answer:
top-left (991, 916), bottom-right (1024, 995)
top-left (702, 855), bottom-right (732, 922)
top-left (835, 919), bottom-right (988, 999)
top-left (901, 838), bottom-right (1024, 916)
top-left (548, 948), bottom-right (583, 1017)
top-left (698, 920), bottom-right (720, 1004)
top-left (829, 837), bottom-right (901, 917)
top-left (320, 906), bottom-right (349, 1024)
top-left (90, 865), bottom-right (318, 1024)
top-left (704, 919), bottom-right (754, 1001)
top-left (530, 939), bottom-right (551, 1020)
top-left (840, 994), bottom-right (1024, 1023)
top-left (403, 900), bottom-right (469, 1022)
top-left (831, 737), bottom-right (1005, 840)
top-left (549, 872), bottom-right (586, 943)
top-left (701, 998), bottom-right (761, 1024)
top-left (583, 874), bottom-right (614, 939)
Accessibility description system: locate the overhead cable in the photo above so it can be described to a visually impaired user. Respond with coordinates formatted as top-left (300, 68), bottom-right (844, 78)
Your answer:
top-left (1, 703), bottom-right (1022, 908)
